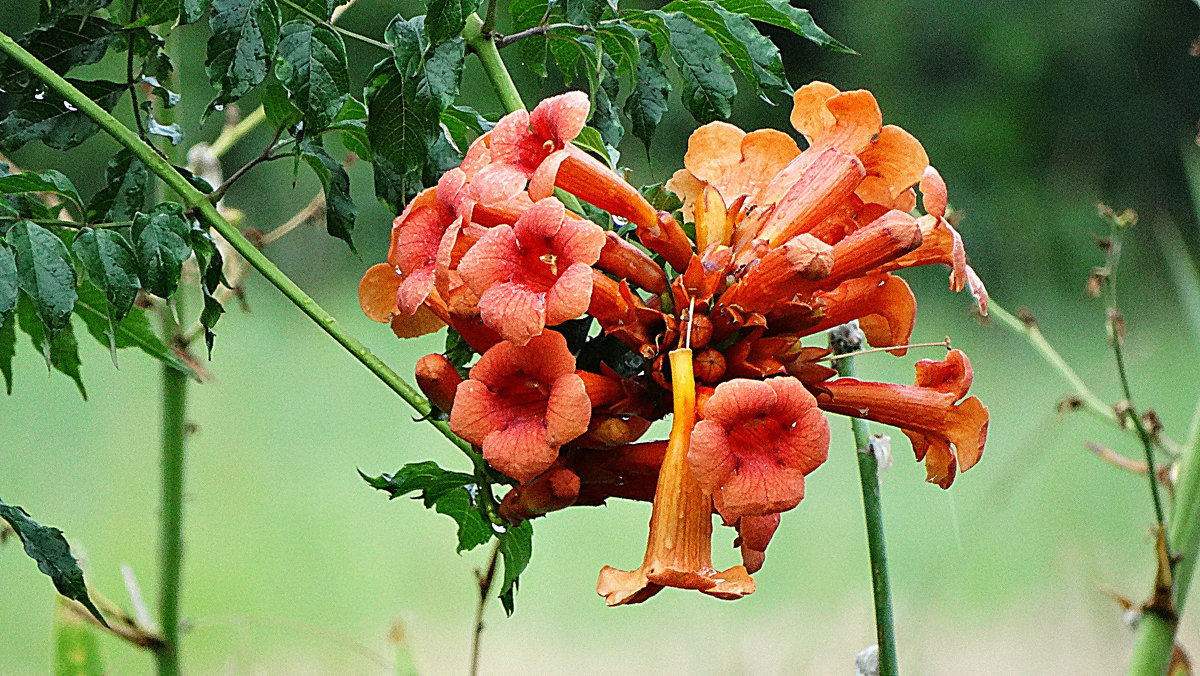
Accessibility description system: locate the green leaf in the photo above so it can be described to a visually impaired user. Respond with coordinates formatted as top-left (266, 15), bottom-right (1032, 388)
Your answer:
top-left (261, 79), bottom-right (303, 132)
top-left (54, 610), bottom-right (106, 676)
top-left (128, 0), bottom-right (180, 27)
top-left (497, 521), bottom-right (533, 615)
top-left (360, 461), bottom-right (476, 506)
top-left (0, 498), bottom-right (105, 627)
top-left (6, 221), bottom-right (77, 340)
top-left (86, 151), bottom-right (148, 223)
top-left (596, 21), bottom-right (640, 78)
top-left (591, 57), bottom-right (624, 150)
top-left (385, 14), bottom-right (426, 78)
top-left (444, 326), bottom-right (474, 371)
top-left (364, 60), bottom-right (440, 211)
top-left (2, 17), bottom-right (120, 88)
top-left (510, 0), bottom-right (551, 78)
top-left (0, 243), bottom-right (16, 324)
top-left (0, 171), bottom-right (84, 216)
top-left (565, 0), bottom-right (612, 28)
top-left (40, 0), bottom-right (113, 23)
top-left (548, 31), bottom-right (599, 90)
top-left (16, 295), bottom-right (86, 398)
top-left (572, 126), bottom-right (612, 165)
top-left (640, 181), bottom-right (684, 213)
top-left (328, 97), bottom-right (370, 160)
top-left (440, 105), bottom-right (491, 154)
top-left (658, 11), bottom-right (736, 123)
top-left (424, 0), bottom-right (479, 44)
top-left (0, 313), bottom-right (14, 395)
top-left (0, 79), bottom-right (125, 153)
top-left (715, 0), bottom-right (853, 53)
top-left (664, 1), bottom-right (790, 101)
top-left (275, 21), bottom-right (350, 131)
top-left (71, 228), bottom-right (139, 358)
top-left (131, 203), bottom-right (192, 299)
top-left (624, 37), bottom-right (671, 153)
top-left (279, 0), bottom-right (331, 20)
top-left (423, 38), bottom-right (466, 109)
top-left (205, 0), bottom-right (283, 107)
top-left (189, 226), bottom-right (225, 356)
top-left (73, 281), bottom-right (199, 379)
top-left (299, 139), bottom-right (356, 252)
top-left (432, 489), bottom-right (491, 553)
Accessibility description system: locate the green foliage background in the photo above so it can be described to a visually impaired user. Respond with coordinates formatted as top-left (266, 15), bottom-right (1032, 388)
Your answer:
top-left (3, 0), bottom-right (1200, 672)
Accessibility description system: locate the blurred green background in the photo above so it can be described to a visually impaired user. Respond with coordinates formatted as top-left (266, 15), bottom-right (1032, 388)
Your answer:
top-left (4, 0), bottom-right (1200, 673)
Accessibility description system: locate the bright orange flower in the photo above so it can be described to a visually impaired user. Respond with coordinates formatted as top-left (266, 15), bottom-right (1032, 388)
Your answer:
top-left (449, 331), bottom-right (591, 483)
top-left (458, 197), bottom-right (605, 345)
top-left (816, 349), bottom-right (988, 488)
top-left (689, 377), bottom-right (829, 522)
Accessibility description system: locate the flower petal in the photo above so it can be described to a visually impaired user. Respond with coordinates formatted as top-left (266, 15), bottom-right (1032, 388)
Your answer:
top-left (478, 281), bottom-right (546, 346)
top-left (530, 91), bottom-right (590, 143)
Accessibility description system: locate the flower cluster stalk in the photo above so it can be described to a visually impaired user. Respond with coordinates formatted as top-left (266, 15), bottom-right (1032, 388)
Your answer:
top-left (833, 344), bottom-right (899, 676)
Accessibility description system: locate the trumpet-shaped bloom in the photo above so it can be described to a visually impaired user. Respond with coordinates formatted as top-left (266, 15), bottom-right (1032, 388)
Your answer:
top-left (817, 349), bottom-right (988, 488)
top-left (458, 197), bottom-right (606, 345)
top-left (449, 331), bottom-right (591, 483)
top-left (689, 377), bottom-right (830, 522)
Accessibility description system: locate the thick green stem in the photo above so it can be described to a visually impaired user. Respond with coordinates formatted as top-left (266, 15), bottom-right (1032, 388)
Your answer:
top-left (832, 333), bottom-right (898, 676)
top-left (155, 357), bottom-right (187, 676)
top-left (0, 27), bottom-right (492, 491)
top-left (463, 14), bottom-right (524, 114)
top-left (1128, 431), bottom-right (1200, 674)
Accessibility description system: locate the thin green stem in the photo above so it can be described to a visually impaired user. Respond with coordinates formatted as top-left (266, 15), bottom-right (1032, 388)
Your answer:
top-left (0, 27), bottom-right (495, 506)
top-left (832, 331), bottom-right (898, 676)
top-left (468, 541), bottom-right (501, 676)
top-left (207, 106), bottom-right (267, 159)
top-left (155, 326), bottom-right (187, 676)
top-left (1110, 325), bottom-right (1168, 531)
top-left (276, 0), bottom-right (392, 51)
top-left (0, 217), bottom-right (131, 229)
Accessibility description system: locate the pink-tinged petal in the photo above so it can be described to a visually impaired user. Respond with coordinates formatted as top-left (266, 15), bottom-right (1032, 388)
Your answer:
top-left (483, 421), bottom-right (558, 484)
top-left (737, 513), bottom-right (781, 573)
top-left (449, 380), bottom-right (505, 446)
top-left (529, 149), bottom-right (570, 200)
top-left (544, 372), bottom-right (591, 446)
top-left (553, 217), bottom-right (606, 265)
top-left (688, 420), bottom-right (739, 487)
top-left (515, 197), bottom-right (567, 245)
top-left (920, 166), bottom-right (948, 219)
top-left (395, 205), bottom-right (450, 274)
top-left (545, 261), bottom-right (594, 325)
top-left (460, 134), bottom-right (492, 175)
top-left (530, 91), bottom-right (591, 143)
top-left (511, 331), bottom-right (576, 383)
top-left (397, 268), bottom-right (435, 314)
top-left (478, 282), bottom-right (546, 345)
top-left (699, 379), bottom-right (777, 426)
top-left (458, 225), bottom-right (521, 293)
top-left (718, 458), bottom-right (807, 522)
top-left (466, 339), bottom-right (518, 388)
top-left (470, 163), bottom-right (529, 205)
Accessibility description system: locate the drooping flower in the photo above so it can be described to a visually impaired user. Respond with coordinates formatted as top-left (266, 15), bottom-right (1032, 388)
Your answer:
top-left (598, 348), bottom-right (755, 605)
top-left (816, 349), bottom-right (988, 488)
top-left (689, 376), bottom-right (830, 523)
top-left (449, 331), bottom-right (591, 483)
top-left (458, 197), bottom-right (606, 345)
top-left (357, 262), bottom-right (445, 339)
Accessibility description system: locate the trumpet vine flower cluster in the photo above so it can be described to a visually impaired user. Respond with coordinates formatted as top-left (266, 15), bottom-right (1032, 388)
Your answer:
top-left (360, 83), bottom-right (990, 605)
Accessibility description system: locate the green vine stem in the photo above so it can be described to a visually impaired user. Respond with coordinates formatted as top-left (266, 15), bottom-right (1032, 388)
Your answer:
top-left (0, 28), bottom-right (497, 497)
top-left (463, 14), bottom-right (524, 114)
top-left (831, 328), bottom-right (899, 676)
top-left (155, 343), bottom-right (187, 676)
top-left (1128, 427), bottom-right (1200, 674)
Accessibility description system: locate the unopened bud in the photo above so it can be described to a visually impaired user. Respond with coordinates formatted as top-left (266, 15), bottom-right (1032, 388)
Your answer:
top-left (693, 348), bottom-right (726, 383)
top-left (416, 353), bottom-right (463, 413)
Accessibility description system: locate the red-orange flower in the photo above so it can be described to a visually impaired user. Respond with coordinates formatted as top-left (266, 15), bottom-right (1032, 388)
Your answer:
top-left (449, 331), bottom-right (591, 483)
top-left (458, 197), bottom-right (605, 345)
top-left (387, 188), bottom-right (458, 314)
top-left (689, 376), bottom-right (830, 522)
top-left (816, 349), bottom-right (988, 488)
top-left (466, 92), bottom-right (590, 205)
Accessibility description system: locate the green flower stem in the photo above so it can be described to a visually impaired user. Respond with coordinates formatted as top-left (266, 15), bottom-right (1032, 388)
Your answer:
top-left (276, 0), bottom-right (391, 51)
top-left (155, 346), bottom-right (187, 676)
top-left (463, 14), bottom-right (524, 114)
top-left (0, 28), bottom-right (497, 506)
top-left (988, 302), bottom-right (1120, 428)
top-left (1128, 427), bottom-right (1200, 674)
top-left (833, 351), bottom-right (899, 676)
